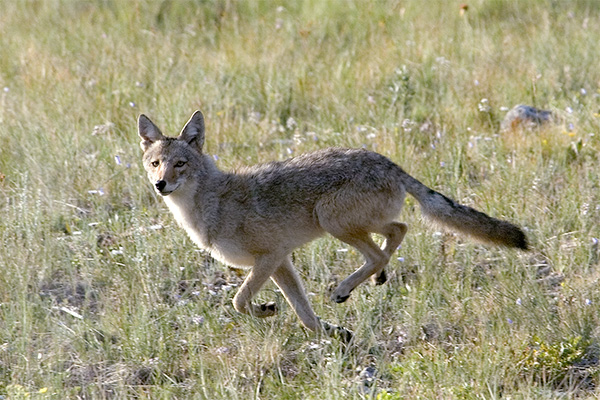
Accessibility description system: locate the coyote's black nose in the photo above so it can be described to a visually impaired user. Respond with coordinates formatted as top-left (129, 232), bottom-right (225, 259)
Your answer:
top-left (155, 180), bottom-right (167, 192)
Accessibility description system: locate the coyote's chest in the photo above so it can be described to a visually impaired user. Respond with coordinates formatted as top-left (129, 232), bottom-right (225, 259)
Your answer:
top-left (163, 190), bottom-right (255, 267)
top-left (164, 192), bottom-right (211, 249)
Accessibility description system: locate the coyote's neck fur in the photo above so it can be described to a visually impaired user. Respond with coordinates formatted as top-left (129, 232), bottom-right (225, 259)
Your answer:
top-left (160, 155), bottom-right (253, 265)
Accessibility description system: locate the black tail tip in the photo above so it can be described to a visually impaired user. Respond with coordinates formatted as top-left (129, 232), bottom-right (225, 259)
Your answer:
top-left (512, 230), bottom-right (529, 251)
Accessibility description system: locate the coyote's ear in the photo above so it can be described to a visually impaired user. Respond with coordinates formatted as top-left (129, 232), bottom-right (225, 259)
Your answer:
top-left (178, 110), bottom-right (205, 153)
top-left (138, 114), bottom-right (165, 152)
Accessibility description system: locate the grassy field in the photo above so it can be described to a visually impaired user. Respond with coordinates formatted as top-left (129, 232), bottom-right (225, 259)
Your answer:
top-left (1, 0), bottom-right (600, 398)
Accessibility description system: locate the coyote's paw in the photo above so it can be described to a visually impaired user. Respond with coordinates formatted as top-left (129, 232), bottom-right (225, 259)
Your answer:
top-left (331, 284), bottom-right (353, 303)
top-left (373, 269), bottom-right (387, 285)
top-left (251, 301), bottom-right (278, 318)
top-left (321, 320), bottom-right (353, 344)
top-left (331, 290), bottom-right (350, 304)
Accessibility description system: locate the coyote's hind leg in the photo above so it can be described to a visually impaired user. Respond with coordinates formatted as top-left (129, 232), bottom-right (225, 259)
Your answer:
top-left (328, 231), bottom-right (389, 303)
top-left (373, 222), bottom-right (408, 285)
top-left (329, 222), bottom-right (408, 303)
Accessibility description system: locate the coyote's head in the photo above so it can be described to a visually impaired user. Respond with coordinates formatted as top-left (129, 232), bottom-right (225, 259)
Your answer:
top-left (138, 111), bottom-right (206, 196)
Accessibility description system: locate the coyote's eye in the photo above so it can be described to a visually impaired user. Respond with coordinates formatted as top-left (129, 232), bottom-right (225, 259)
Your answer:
top-left (175, 161), bottom-right (186, 168)
top-left (150, 160), bottom-right (160, 168)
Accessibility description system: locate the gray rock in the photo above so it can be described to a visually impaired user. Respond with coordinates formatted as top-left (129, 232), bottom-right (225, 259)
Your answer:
top-left (501, 105), bottom-right (554, 131)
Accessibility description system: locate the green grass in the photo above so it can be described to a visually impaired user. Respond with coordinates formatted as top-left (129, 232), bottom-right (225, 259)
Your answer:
top-left (1, 0), bottom-right (600, 398)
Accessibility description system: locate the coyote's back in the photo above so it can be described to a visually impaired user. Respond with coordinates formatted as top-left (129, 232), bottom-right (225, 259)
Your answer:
top-left (235, 147), bottom-right (527, 250)
top-left (138, 110), bottom-right (528, 342)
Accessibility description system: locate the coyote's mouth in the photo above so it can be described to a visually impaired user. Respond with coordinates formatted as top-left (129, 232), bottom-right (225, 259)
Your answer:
top-left (154, 179), bottom-right (178, 196)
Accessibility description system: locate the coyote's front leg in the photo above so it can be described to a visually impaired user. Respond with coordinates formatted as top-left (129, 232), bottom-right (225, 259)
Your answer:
top-left (270, 257), bottom-right (320, 330)
top-left (270, 257), bottom-right (353, 343)
top-left (233, 254), bottom-right (354, 343)
top-left (232, 254), bottom-right (281, 318)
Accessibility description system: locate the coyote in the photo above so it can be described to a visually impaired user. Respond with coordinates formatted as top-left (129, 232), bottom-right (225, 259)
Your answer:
top-left (138, 111), bottom-right (528, 341)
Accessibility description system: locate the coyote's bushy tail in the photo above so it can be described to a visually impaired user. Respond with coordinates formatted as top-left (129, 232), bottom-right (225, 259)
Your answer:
top-left (403, 175), bottom-right (528, 250)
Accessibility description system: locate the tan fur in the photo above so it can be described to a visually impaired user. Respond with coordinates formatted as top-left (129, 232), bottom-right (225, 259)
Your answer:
top-left (138, 110), bottom-right (528, 340)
